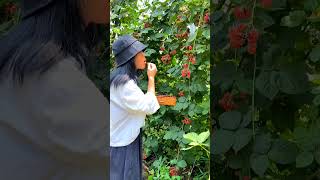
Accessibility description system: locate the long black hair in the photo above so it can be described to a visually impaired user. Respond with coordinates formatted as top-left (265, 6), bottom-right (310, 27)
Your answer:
top-left (110, 57), bottom-right (139, 88)
top-left (0, 0), bottom-right (103, 83)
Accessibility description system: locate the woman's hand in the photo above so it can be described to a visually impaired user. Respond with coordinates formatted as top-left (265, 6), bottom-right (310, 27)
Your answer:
top-left (147, 63), bottom-right (157, 78)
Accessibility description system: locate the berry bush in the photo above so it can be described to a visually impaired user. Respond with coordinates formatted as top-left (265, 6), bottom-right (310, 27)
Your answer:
top-left (111, 0), bottom-right (210, 179)
top-left (212, 0), bottom-right (320, 179)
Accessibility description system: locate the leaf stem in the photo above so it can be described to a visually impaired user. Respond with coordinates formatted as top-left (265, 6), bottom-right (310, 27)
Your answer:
top-left (252, 54), bottom-right (257, 140)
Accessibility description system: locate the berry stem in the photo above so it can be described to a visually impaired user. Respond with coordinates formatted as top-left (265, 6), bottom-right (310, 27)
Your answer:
top-left (251, 54), bottom-right (257, 140)
top-left (250, 0), bottom-right (258, 27)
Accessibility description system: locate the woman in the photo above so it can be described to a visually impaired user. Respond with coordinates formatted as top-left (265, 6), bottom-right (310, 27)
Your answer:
top-left (0, 0), bottom-right (109, 179)
top-left (110, 35), bottom-right (160, 179)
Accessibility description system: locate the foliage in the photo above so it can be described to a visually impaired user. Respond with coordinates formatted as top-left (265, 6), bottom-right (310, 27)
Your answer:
top-left (111, 0), bottom-right (210, 179)
top-left (212, 0), bottom-right (320, 179)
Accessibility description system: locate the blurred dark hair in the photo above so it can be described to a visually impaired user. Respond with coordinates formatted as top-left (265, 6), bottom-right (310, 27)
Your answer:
top-left (0, 0), bottom-right (103, 83)
top-left (110, 57), bottom-right (139, 88)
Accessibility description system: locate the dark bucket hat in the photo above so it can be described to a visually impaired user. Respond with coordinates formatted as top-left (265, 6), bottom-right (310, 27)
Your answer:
top-left (112, 35), bottom-right (147, 67)
top-left (21, 0), bottom-right (56, 19)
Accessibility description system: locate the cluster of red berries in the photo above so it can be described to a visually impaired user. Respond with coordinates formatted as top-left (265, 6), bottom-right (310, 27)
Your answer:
top-left (181, 63), bottom-right (191, 78)
top-left (161, 54), bottom-right (171, 64)
top-left (247, 29), bottom-right (259, 54)
top-left (204, 12), bottom-right (210, 24)
top-left (219, 92), bottom-right (239, 111)
top-left (229, 24), bottom-right (247, 49)
top-left (169, 167), bottom-right (178, 176)
top-left (187, 54), bottom-right (196, 64)
top-left (175, 31), bottom-right (189, 38)
top-left (229, 24), bottom-right (259, 54)
top-left (178, 91), bottom-right (184, 97)
top-left (182, 117), bottom-right (192, 125)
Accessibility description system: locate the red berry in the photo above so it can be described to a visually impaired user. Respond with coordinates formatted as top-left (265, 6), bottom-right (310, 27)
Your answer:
top-left (188, 46), bottom-right (193, 50)
top-left (247, 29), bottom-right (259, 54)
top-left (160, 46), bottom-right (165, 51)
top-left (243, 176), bottom-right (251, 180)
top-left (144, 22), bottom-right (151, 28)
top-left (178, 91), bottom-right (184, 97)
top-left (161, 54), bottom-right (171, 64)
top-left (261, 0), bottom-right (272, 8)
top-left (228, 24), bottom-right (247, 49)
top-left (183, 63), bottom-right (188, 69)
top-left (219, 92), bottom-right (238, 111)
top-left (170, 49), bottom-right (177, 55)
top-left (169, 167), bottom-right (178, 176)
top-left (182, 117), bottom-right (192, 125)
top-left (143, 153), bottom-right (147, 160)
top-left (188, 54), bottom-right (196, 64)
top-left (204, 12), bottom-right (210, 24)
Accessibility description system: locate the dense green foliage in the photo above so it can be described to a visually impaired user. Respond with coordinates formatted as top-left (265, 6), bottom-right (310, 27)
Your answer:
top-left (111, 0), bottom-right (210, 179)
top-left (212, 0), bottom-right (320, 179)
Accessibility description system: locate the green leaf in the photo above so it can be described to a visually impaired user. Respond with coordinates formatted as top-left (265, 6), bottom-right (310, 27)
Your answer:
top-left (240, 111), bottom-right (252, 128)
top-left (213, 62), bottom-right (238, 85)
top-left (253, 134), bottom-right (272, 154)
top-left (275, 70), bottom-right (309, 94)
top-left (256, 72), bottom-right (279, 100)
top-left (232, 128), bottom-right (252, 152)
top-left (177, 160), bottom-right (187, 168)
top-left (250, 154), bottom-right (269, 177)
top-left (212, 130), bottom-right (235, 154)
top-left (198, 131), bottom-right (210, 143)
top-left (309, 46), bottom-right (320, 62)
top-left (281, 10), bottom-right (306, 27)
top-left (228, 153), bottom-right (245, 169)
top-left (254, 9), bottom-right (275, 30)
top-left (296, 151), bottom-right (314, 168)
top-left (268, 139), bottom-right (299, 164)
top-left (314, 148), bottom-right (320, 165)
top-left (304, 0), bottom-right (320, 11)
top-left (183, 132), bottom-right (198, 142)
top-left (219, 111), bottom-right (242, 130)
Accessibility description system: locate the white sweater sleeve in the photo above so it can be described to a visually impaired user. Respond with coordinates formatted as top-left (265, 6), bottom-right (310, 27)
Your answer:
top-left (120, 80), bottom-right (160, 115)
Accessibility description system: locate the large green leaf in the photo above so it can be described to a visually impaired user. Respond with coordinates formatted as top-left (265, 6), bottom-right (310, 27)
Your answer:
top-left (256, 72), bottom-right (279, 100)
top-left (309, 46), bottom-right (320, 63)
top-left (296, 151), bottom-right (314, 168)
top-left (213, 62), bottom-right (238, 85)
top-left (212, 130), bottom-right (235, 154)
top-left (280, 10), bottom-right (306, 27)
top-left (254, 9), bottom-right (275, 30)
top-left (314, 148), bottom-right (320, 165)
top-left (198, 131), bottom-right (210, 143)
top-left (253, 133), bottom-right (272, 154)
top-left (275, 70), bottom-right (309, 94)
top-left (228, 153), bottom-right (245, 169)
top-left (219, 111), bottom-right (242, 130)
top-left (177, 160), bottom-right (187, 168)
top-left (250, 154), bottom-right (269, 177)
top-left (304, 0), bottom-right (320, 11)
top-left (268, 139), bottom-right (299, 164)
top-left (232, 128), bottom-right (252, 152)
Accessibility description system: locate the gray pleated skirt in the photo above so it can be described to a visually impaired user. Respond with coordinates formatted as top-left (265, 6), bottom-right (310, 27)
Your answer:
top-left (110, 132), bottom-right (142, 180)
